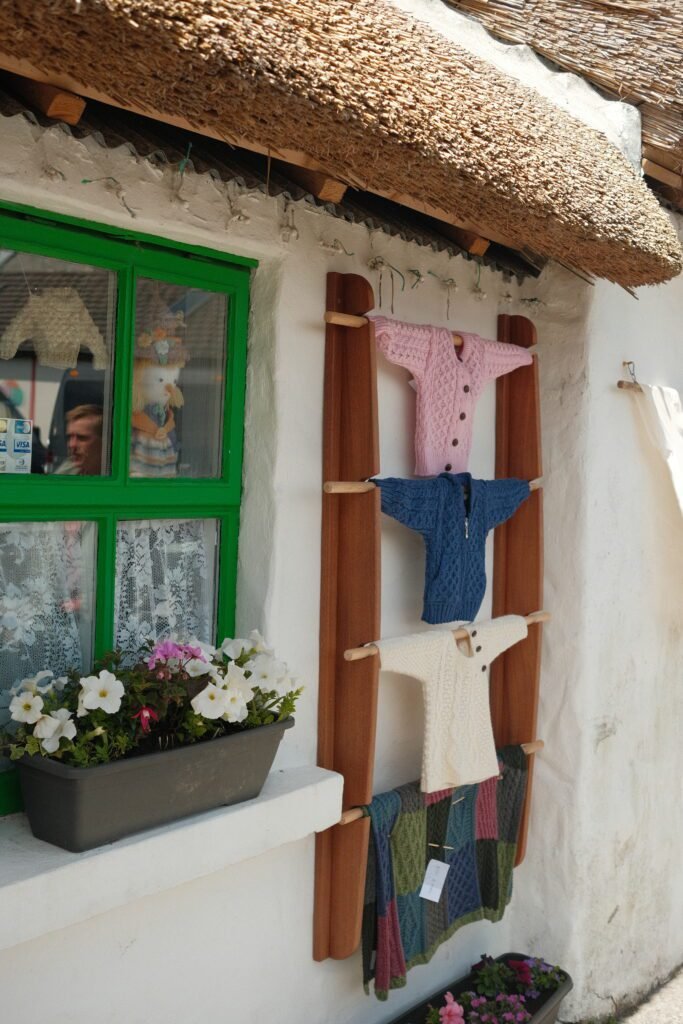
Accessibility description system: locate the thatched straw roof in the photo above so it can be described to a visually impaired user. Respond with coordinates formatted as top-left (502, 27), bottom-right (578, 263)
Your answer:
top-left (446, 0), bottom-right (683, 205)
top-left (0, 0), bottom-right (680, 286)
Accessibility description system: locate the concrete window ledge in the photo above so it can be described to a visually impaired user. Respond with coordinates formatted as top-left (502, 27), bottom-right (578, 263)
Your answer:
top-left (0, 764), bottom-right (343, 952)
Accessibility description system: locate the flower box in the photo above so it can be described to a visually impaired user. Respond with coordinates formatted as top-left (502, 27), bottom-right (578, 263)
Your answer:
top-left (3, 631), bottom-right (303, 852)
top-left (387, 953), bottom-right (573, 1024)
top-left (18, 717), bottom-right (294, 852)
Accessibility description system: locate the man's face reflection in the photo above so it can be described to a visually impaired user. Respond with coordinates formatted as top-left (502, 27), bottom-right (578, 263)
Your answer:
top-left (66, 414), bottom-right (102, 475)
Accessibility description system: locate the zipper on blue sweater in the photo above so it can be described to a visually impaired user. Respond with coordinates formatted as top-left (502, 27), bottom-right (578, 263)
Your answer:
top-left (464, 516), bottom-right (469, 539)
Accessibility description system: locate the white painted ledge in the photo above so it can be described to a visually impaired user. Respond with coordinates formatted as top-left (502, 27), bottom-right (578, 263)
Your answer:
top-left (0, 764), bottom-right (343, 952)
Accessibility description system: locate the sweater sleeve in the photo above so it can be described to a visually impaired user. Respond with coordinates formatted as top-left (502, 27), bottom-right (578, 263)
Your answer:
top-left (479, 337), bottom-right (533, 384)
top-left (367, 315), bottom-right (432, 378)
top-left (484, 478), bottom-right (530, 532)
top-left (373, 477), bottom-right (438, 536)
top-left (376, 631), bottom-right (449, 685)
top-left (476, 614), bottom-right (529, 664)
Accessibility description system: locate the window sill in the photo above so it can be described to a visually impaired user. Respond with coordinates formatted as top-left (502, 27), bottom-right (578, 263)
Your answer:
top-left (0, 764), bottom-right (343, 952)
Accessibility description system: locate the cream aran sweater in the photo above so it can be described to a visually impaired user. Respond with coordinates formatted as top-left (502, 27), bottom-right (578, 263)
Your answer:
top-left (376, 615), bottom-right (528, 792)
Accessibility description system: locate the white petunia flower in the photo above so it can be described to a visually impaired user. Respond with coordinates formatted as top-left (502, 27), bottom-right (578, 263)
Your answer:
top-left (218, 637), bottom-right (249, 661)
top-left (220, 690), bottom-right (249, 724)
top-left (33, 714), bottom-right (60, 742)
top-left (9, 691), bottom-right (44, 724)
top-left (11, 670), bottom-right (55, 696)
top-left (191, 682), bottom-right (229, 720)
top-left (274, 674), bottom-right (303, 698)
top-left (246, 654), bottom-right (289, 693)
top-left (80, 670), bottom-right (125, 714)
top-left (248, 629), bottom-right (274, 656)
top-left (40, 709), bottom-right (77, 754)
top-left (185, 658), bottom-right (212, 678)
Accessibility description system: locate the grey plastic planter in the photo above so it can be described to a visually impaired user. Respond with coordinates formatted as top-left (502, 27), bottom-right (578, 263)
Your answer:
top-left (387, 953), bottom-right (573, 1024)
top-left (18, 717), bottom-right (294, 852)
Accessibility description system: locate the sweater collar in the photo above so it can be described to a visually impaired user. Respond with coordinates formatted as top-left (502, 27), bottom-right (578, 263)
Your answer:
top-left (439, 471), bottom-right (477, 517)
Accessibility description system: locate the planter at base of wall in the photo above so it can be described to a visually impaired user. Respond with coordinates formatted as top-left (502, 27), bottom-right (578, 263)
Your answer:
top-left (387, 953), bottom-right (573, 1024)
top-left (17, 717), bottom-right (294, 852)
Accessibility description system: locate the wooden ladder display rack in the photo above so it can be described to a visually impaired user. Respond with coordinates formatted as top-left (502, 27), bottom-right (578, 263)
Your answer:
top-left (313, 273), bottom-right (544, 961)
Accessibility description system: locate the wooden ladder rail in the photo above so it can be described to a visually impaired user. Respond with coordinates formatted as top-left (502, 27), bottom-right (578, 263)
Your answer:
top-left (313, 272), bottom-right (381, 962)
top-left (491, 313), bottom-right (544, 865)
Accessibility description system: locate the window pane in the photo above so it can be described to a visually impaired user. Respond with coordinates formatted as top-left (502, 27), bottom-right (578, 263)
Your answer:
top-left (0, 249), bottom-right (115, 476)
top-left (115, 518), bottom-right (219, 662)
top-left (131, 279), bottom-right (228, 478)
top-left (0, 521), bottom-right (97, 725)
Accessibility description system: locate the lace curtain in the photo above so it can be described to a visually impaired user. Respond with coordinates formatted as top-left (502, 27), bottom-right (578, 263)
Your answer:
top-left (114, 518), bottom-right (217, 663)
top-left (0, 521), bottom-right (96, 723)
top-left (0, 518), bottom-right (217, 719)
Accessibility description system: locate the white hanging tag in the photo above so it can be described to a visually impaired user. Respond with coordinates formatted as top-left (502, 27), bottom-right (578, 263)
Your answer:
top-left (419, 858), bottom-right (450, 902)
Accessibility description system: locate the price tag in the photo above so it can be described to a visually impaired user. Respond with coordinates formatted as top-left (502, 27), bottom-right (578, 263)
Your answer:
top-left (419, 858), bottom-right (450, 902)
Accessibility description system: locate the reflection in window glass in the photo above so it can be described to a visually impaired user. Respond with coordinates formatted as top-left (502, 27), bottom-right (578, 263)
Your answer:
top-left (131, 280), bottom-right (228, 479)
top-left (0, 521), bottom-right (97, 725)
top-left (0, 250), bottom-right (115, 476)
top-left (114, 518), bottom-right (219, 662)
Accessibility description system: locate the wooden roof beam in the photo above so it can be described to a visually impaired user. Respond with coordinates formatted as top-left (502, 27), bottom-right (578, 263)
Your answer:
top-left (278, 163), bottom-right (348, 204)
top-left (643, 158), bottom-right (683, 191)
top-left (3, 69), bottom-right (85, 125)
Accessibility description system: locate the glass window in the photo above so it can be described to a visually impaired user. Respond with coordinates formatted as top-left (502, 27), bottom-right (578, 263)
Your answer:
top-left (0, 208), bottom-right (250, 814)
top-left (114, 518), bottom-right (219, 662)
top-left (131, 279), bottom-right (228, 479)
top-left (0, 520), bottom-right (97, 724)
top-left (0, 250), bottom-right (116, 476)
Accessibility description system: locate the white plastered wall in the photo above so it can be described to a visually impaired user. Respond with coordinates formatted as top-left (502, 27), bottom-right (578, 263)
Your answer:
top-left (0, 38), bottom-right (681, 1024)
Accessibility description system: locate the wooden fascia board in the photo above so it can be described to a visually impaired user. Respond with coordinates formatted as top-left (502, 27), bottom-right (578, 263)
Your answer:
top-left (0, 52), bottom-right (517, 257)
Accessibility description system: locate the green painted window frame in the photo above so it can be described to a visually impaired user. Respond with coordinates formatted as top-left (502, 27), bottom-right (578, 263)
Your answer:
top-left (0, 201), bottom-right (255, 815)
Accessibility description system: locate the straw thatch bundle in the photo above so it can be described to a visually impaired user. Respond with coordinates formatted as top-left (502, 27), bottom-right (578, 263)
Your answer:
top-left (447, 1), bottom-right (683, 170)
top-left (0, 0), bottom-right (680, 286)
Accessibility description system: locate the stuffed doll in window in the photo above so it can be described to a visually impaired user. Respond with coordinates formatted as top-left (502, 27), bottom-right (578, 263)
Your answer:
top-left (130, 311), bottom-right (188, 477)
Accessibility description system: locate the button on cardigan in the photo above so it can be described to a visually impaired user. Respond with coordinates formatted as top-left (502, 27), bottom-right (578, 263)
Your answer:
top-left (368, 315), bottom-right (533, 476)
top-left (374, 473), bottom-right (530, 623)
top-left (376, 616), bottom-right (528, 792)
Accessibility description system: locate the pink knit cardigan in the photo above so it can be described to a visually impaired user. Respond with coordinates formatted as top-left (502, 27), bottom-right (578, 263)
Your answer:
top-left (369, 315), bottom-right (533, 475)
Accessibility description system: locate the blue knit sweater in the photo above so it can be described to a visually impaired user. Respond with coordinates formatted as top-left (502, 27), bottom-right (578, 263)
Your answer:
top-left (374, 473), bottom-right (530, 623)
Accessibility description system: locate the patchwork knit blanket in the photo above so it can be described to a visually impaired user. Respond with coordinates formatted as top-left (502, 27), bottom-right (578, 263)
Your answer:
top-left (362, 745), bottom-right (528, 999)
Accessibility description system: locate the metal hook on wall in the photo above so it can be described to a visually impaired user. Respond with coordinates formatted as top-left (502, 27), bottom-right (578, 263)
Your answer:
top-left (428, 270), bottom-right (458, 319)
top-left (320, 238), bottom-right (355, 256)
top-left (472, 263), bottom-right (487, 302)
top-left (368, 256), bottom-right (405, 314)
top-left (280, 203), bottom-right (300, 243)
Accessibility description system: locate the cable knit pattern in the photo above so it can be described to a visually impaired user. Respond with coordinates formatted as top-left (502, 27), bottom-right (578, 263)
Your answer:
top-left (375, 473), bottom-right (530, 623)
top-left (376, 616), bottom-right (528, 791)
top-left (362, 746), bottom-right (528, 999)
top-left (368, 315), bottom-right (532, 476)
